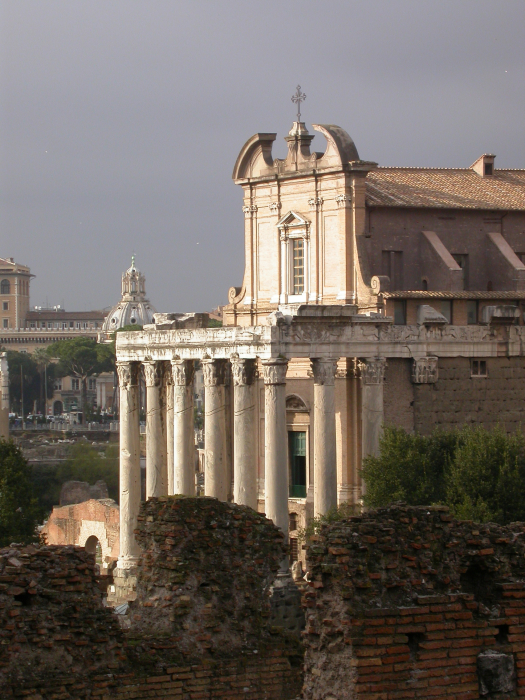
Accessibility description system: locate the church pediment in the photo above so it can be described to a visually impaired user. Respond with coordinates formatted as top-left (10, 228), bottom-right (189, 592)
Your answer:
top-left (277, 211), bottom-right (310, 230)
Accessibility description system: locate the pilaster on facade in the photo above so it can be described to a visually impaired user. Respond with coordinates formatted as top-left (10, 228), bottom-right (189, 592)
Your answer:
top-left (412, 356), bottom-right (439, 384)
top-left (242, 204), bottom-right (258, 216)
top-left (335, 193), bottom-right (352, 208)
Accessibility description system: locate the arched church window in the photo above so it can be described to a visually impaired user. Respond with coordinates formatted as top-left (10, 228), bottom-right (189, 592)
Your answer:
top-left (0, 280), bottom-right (10, 294)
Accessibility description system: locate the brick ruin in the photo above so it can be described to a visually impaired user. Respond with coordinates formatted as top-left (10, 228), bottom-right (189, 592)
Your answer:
top-left (5, 501), bottom-right (525, 699)
top-left (0, 497), bottom-right (303, 700)
top-left (303, 504), bottom-right (525, 700)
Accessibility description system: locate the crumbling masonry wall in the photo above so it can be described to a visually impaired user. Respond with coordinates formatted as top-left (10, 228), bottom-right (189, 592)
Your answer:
top-left (1, 497), bottom-right (303, 699)
top-left (302, 504), bottom-right (525, 700)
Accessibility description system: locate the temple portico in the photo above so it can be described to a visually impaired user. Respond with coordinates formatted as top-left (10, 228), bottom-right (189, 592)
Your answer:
top-left (115, 306), bottom-right (518, 568)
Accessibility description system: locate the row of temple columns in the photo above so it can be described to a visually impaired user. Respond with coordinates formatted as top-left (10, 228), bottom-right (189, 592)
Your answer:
top-left (115, 355), bottom-right (342, 569)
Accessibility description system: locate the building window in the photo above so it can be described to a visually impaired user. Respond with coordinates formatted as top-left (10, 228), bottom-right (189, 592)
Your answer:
top-left (76, 322), bottom-right (81, 329)
top-left (289, 512), bottom-right (298, 532)
top-left (289, 537), bottom-right (298, 563)
top-left (71, 378), bottom-right (80, 391)
top-left (440, 301), bottom-right (452, 323)
top-left (292, 238), bottom-right (305, 295)
top-left (484, 163), bottom-right (493, 176)
top-left (0, 280), bottom-right (10, 294)
top-left (382, 250), bottom-right (403, 290)
top-left (471, 360), bottom-right (487, 378)
top-left (2, 301), bottom-right (8, 311)
top-left (466, 300), bottom-right (478, 325)
top-left (2, 319), bottom-right (8, 329)
top-left (54, 379), bottom-right (62, 391)
top-left (393, 300), bottom-right (406, 325)
top-left (70, 321), bottom-right (74, 328)
top-left (288, 431), bottom-right (307, 498)
top-left (88, 378), bottom-right (96, 391)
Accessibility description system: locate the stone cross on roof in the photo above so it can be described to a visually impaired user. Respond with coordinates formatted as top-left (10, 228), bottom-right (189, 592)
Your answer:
top-left (291, 85), bottom-right (306, 122)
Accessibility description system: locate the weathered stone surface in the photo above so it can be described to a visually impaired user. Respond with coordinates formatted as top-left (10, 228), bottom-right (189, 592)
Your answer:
top-left (59, 479), bottom-right (109, 505)
top-left (477, 649), bottom-right (516, 696)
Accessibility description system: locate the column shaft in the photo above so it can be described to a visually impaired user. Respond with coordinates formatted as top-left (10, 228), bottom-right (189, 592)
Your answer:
top-left (144, 361), bottom-right (167, 498)
top-left (0, 353), bottom-right (9, 439)
top-left (263, 359), bottom-right (289, 540)
top-left (203, 359), bottom-right (228, 500)
top-left (172, 359), bottom-right (195, 495)
top-left (117, 361), bottom-right (141, 568)
top-left (166, 368), bottom-right (175, 495)
top-left (359, 358), bottom-right (386, 494)
top-left (312, 358), bottom-right (338, 517)
top-left (232, 358), bottom-right (257, 509)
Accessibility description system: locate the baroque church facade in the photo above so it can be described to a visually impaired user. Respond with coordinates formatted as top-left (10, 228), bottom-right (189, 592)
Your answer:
top-left (115, 118), bottom-right (525, 568)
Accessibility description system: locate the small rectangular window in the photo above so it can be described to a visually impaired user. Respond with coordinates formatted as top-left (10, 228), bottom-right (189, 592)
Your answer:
top-left (289, 431), bottom-right (307, 498)
top-left (471, 360), bottom-right (487, 377)
top-left (290, 537), bottom-right (298, 563)
top-left (292, 238), bottom-right (305, 295)
top-left (71, 378), bottom-right (80, 390)
top-left (440, 301), bottom-right (452, 323)
top-left (2, 302), bottom-right (8, 311)
top-left (3, 319), bottom-right (8, 329)
top-left (69, 321), bottom-right (74, 328)
top-left (393, 300), bottom-right (406, 325)
top-left (466, 300), bottom-right (478, 325)
top-left (484, 163), bottom-right (493, 176)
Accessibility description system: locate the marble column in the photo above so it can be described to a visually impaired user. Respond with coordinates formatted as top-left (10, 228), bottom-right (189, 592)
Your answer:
top-left (203, 358), bottom-right (228, 500)
top-left (143, 361), bottom-right (167, 499)
top-left (231, 357), bottom-right (257, 509)
top-left (0, 352), bottom-right (9, 439)
top-left (165, 364), bottom-right (175, 495)
top-left (359, 358), bottom-right (386, 492)
top-left (116, 361), bottom-right (141, 568)
top-left (172, 358), bottom-right (195, 496)
top-left (311, 358), bottom-right (338, 517)
top-left (262, 358), bottom-right (289, 540)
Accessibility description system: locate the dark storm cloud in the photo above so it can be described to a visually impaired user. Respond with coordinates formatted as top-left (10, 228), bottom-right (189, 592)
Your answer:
top-left (1, 0), bottom-right (524, 312)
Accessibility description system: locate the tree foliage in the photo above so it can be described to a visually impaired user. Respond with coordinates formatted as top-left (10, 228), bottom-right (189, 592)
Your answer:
top-left (0, 439), bottom-right (41, 546)
top-left (361, 425), bottom-right (525, 525)
top-left (2, 350), bottom-right (56, 415)
top-left (30, 442), bottom-right (119, 518)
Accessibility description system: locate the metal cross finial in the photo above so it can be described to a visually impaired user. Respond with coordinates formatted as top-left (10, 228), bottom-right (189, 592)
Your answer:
top-left (291, 85), bottom-right (306, 122)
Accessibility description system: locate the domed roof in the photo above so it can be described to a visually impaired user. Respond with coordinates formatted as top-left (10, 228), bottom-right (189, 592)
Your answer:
top-left (101, 257), bottom-right (156, 335)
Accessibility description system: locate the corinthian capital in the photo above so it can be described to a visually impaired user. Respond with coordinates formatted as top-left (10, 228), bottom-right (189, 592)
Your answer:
top-left (262, 359), bottom-right (288, 385)
top-left (116, 361), bottom-right (140, 388)
top-left (311, 358), bottom-right (338, 386)
top-left (202, 359), bottom-right (227, 387)
top-left (143, 361), bottom-right (165, 387)
top-left (171, 359), bottom-right (195, 386)
top-left (358, 358), bottom-right (386, 385)
top-left (231, 357), bottom-right (256, 386)
top-left (412, 356), bottom-right (438, 384)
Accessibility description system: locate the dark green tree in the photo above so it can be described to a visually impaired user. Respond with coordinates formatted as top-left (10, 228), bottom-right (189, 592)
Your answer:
top-left (47, 338), bottom-right (115, 423)
top-left (4, 351), bottom-right (40, 416)
top-left (0, 439), bottom-right (41, 546)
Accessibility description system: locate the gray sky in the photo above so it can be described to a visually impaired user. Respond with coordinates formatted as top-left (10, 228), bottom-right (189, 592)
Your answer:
top-left (1, 0), bottom-right (524, 314)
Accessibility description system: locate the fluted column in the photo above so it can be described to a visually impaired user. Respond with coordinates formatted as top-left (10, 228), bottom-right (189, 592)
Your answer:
top-left (143, 361), bottom-right (167, 499)
top-left (262, 358), bottom-right (289, 541)
top-left (172, 358), bottom-right (195, 496)
top-left (117, 361), bottom-right (141, 568)
top-left (312, 358), bottom-right (338, 517)
top-left (231, 357), bottom-right (257, 509)
top-left (203, 358), bottom-right (227, 500)
top-left (165, 365), bottom-right (175, 495)
top-left (359, 358), bottom-right (386, 493)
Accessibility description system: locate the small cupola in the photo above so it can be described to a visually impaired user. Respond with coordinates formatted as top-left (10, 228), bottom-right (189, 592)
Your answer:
top-left (470, 153), bottom-right (496, 177)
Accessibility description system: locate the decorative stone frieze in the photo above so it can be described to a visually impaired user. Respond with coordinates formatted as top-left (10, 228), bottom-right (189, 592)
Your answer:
top-left (202, 358), bottom-right (227, 386)
top-left (359, 358), bottom-right (386, 385)
top-left (335, 193), bottom-right (351, 208)
top-left (231, 357), bottom-right (256, 386)
top-left (171, 358), bottom-right (195, 386)
top-left (412, 356), bottom-right (439, 384)
top-left (142, 360), bottom-right (164, 387)
top-left (311, 358), bottom-right (338, 386)
top-left (262, 359), bottom-right (288, 385)
top-left (116, 360), bottom-right (140, 387)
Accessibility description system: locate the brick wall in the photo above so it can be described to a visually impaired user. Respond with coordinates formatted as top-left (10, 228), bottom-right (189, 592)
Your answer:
top-left (1, 498), bottom-right (303, 699)
top-left (302, 504), bottom-right (525, 699)
top-left (414, 356), bottom-right (525, 434)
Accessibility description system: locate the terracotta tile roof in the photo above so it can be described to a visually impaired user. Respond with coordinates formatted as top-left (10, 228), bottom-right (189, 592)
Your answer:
top-left (382, 291), bottom-right (525, 300)
top-left (366, 168), bottom-right (525, 210)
